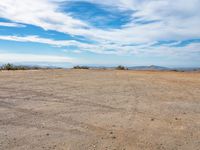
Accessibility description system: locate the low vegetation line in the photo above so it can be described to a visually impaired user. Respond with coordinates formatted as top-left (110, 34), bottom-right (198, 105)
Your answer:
top-left (0, 63), bottom-right (59, 70)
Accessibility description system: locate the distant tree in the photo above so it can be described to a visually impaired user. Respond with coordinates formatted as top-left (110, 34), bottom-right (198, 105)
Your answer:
top-left (115, 65), bottom-right (128, 70)
top-left (0, 63), bottom-right (45, 70)
top-left (2, 63), bottom-right (15, 70)
top-left (73, 66), bottom-right (89, 69)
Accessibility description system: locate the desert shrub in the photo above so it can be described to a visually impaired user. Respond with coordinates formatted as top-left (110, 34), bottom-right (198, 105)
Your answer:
top-left (1, 63), bottom-right (31, 70)
top-left (1, 63), bottom-right (15, 70)
top-left (0, 63), bottom-right (44, 70)
top-left (73, 65), bottom-right (89, 69)
top-left (115, 65), bottom-right (128, 70)
top-left (172, 69), bottom-right (178, 72)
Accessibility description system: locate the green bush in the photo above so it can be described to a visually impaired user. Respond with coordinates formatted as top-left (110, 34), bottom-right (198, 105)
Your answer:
top-left (1, 63), bottom-right (15, 70)
top-left (115, 65), bottom-right (128, 70)
top-left (0, 63), bottom-right (43, 70)
top-left (73, 66), bottom-right (89, 69)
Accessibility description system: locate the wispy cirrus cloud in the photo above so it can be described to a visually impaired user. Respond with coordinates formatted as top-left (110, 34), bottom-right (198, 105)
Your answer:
top-left (0, 22), bottom-right (25, 27)
top-left (0, 0), bottom-right (89, 34)
top-left (0, 35), bottom-right (199, 58)
top-left (1, 0), bottom-right (199, 43)
top-left (0, 35), bottom-right (92, 48)
top-left (0, 53), bottom-right (76, 63)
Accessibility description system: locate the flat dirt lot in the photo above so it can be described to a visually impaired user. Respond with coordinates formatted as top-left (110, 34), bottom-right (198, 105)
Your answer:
top-left (0, 69), bottom-right (200, 150)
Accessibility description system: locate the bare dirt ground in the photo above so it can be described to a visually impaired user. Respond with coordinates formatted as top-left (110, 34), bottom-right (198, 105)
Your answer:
top-left (0, 69), bottom-right (200, 150)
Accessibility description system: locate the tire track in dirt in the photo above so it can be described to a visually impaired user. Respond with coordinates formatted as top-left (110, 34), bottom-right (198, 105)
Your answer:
top-left (0, 86), bottom-right (123, 112)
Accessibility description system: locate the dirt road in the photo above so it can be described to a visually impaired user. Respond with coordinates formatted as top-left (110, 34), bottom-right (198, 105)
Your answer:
top-left (0, 69), bottom-right (200, 150)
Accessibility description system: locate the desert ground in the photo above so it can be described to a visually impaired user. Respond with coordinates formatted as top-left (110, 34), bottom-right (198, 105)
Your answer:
top-left (0, 69), bottom-right (200, 150)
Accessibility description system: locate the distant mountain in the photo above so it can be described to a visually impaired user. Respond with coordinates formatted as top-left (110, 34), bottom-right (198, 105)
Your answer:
top-left (128, 65), bottom-right (170, 70)
top-left (89, 65), bottom-right (200, 71)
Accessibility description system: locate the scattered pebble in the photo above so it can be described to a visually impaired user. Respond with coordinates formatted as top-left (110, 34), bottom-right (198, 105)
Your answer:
top-left (112, 136), bottom-right (116, 139)
top-left (175, 117), bottom-right (181, 120)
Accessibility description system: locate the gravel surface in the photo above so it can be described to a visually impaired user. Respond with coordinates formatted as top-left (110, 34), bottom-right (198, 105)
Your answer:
top-left (0, 69), bottom-right (200, 150)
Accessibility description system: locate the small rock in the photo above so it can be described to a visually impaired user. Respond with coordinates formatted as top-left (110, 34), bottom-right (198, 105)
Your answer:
top-left (112, 136), bottom-right (116, 139)
top-left (175, 118), bottom-right (179, 120)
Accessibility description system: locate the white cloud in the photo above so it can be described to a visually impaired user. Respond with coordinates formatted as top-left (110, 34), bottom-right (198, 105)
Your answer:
top-left (0, 22), bottom-right (25, 27)
top-left (0, 0), bottom-right (88, 34)
top-left (0, 0), bottom-right (200, 56)
top-left (0, 53), bottom-right (76, 63)
top-left (0, 35), bottom-right (199, 58)
top-left (0, 35), bottom-right (93, 48)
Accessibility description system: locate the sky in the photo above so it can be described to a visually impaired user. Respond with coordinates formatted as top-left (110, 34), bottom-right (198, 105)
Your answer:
top-left (0, 0), bottom-right (200, 67)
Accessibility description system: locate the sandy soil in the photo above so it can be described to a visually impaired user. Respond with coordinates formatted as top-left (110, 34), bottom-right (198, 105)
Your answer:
top-left (0, 69), bottom-right (200, 150)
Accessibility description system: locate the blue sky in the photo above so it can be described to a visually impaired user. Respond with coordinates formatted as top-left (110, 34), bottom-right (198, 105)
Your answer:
top-left (0, 0), bottom-right (200, 67)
